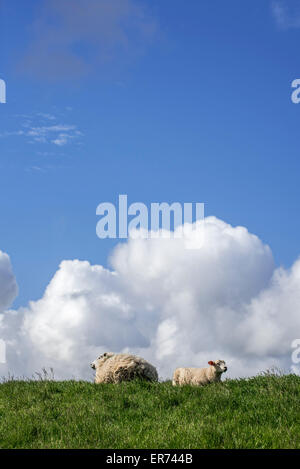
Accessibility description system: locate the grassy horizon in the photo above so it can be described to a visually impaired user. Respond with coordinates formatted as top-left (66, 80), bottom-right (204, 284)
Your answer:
top-left (1, 373), bottom-right (300, 449)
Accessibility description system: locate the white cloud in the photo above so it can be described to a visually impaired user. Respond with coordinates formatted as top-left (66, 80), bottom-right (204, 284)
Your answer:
top-left (0, 217), bottom-right (299, 380)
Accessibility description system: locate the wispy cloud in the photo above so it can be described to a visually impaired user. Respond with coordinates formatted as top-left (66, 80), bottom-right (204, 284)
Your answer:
top-left (1, 113), bottom-right (83, 147)
top-left (26, 124), bottom-right (78, 145)
top-left (19, 0), bottom-right (158, 80)
top-left (271, 0), bottom-right (300, 29)
top-left (0, 130), bottom-right (26, 137)
top-left (36, 112), bottom-right (56, 121)
top-left (28, 165), bottom-right (46, 173)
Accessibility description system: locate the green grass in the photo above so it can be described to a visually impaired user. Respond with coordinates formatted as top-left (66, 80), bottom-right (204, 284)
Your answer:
top-left (1, 373), bottom-right (300, 449)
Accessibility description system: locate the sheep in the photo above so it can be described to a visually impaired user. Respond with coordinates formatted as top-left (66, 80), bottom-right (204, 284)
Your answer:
top-left (90, 352), bottom-right (159, 384)
top-left (172, 360), bottom-right (227, 386)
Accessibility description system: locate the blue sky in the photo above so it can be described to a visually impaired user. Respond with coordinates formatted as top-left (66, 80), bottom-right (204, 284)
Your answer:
top-left (1, 0), bottom-right (300, 309)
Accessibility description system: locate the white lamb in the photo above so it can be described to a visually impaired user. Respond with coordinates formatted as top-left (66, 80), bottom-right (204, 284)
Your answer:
top-left (172, 360), bottom-right (227, 386)
top-left (90, 352), bottom-right (158, 384)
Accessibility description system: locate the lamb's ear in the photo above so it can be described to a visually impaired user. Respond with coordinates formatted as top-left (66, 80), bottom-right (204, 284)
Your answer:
top-left (208, 361), bottom-right (215, 366)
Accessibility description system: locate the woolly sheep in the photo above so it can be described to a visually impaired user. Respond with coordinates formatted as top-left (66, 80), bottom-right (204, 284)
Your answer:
top-left (172, 360), bottom-right (227, 386)
top-left (90, 352), bottom-right (159, 384)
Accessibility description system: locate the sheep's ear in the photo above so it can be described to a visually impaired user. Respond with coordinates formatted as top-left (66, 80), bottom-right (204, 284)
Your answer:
top-left (208, 361), bottom-right (215, 366)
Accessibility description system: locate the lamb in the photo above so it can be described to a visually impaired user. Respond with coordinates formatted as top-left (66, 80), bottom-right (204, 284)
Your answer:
top-left (90, 352), bottom-right (159, 384)
top-left (172, 360), bottom-right (227, 386)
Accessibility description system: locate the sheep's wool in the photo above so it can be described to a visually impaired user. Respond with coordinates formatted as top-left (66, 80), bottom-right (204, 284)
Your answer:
top-left (93, 353), bottom-right (158, 383)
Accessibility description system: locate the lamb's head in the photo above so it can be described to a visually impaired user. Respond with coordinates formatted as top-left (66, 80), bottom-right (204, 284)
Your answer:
top-left (90, 352), bottom-right (114, 370)
top-left (208, 360), bottom-right (227, 374)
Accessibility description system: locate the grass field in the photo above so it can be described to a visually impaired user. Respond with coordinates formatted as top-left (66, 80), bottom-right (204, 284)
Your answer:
top-left (0, 372), bottom-right (300, 449)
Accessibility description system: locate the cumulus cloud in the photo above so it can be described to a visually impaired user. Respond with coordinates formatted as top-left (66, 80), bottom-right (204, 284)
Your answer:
top-left (0, 217), bottom-right (299, 380)
top-left (19, 0), bottom-right (158, 79)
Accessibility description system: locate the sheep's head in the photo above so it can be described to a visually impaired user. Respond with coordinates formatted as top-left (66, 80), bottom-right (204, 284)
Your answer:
top-left (90, 352), bottom-right (114, 370)
top-left (208, 360), bottom-right (227, 373)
